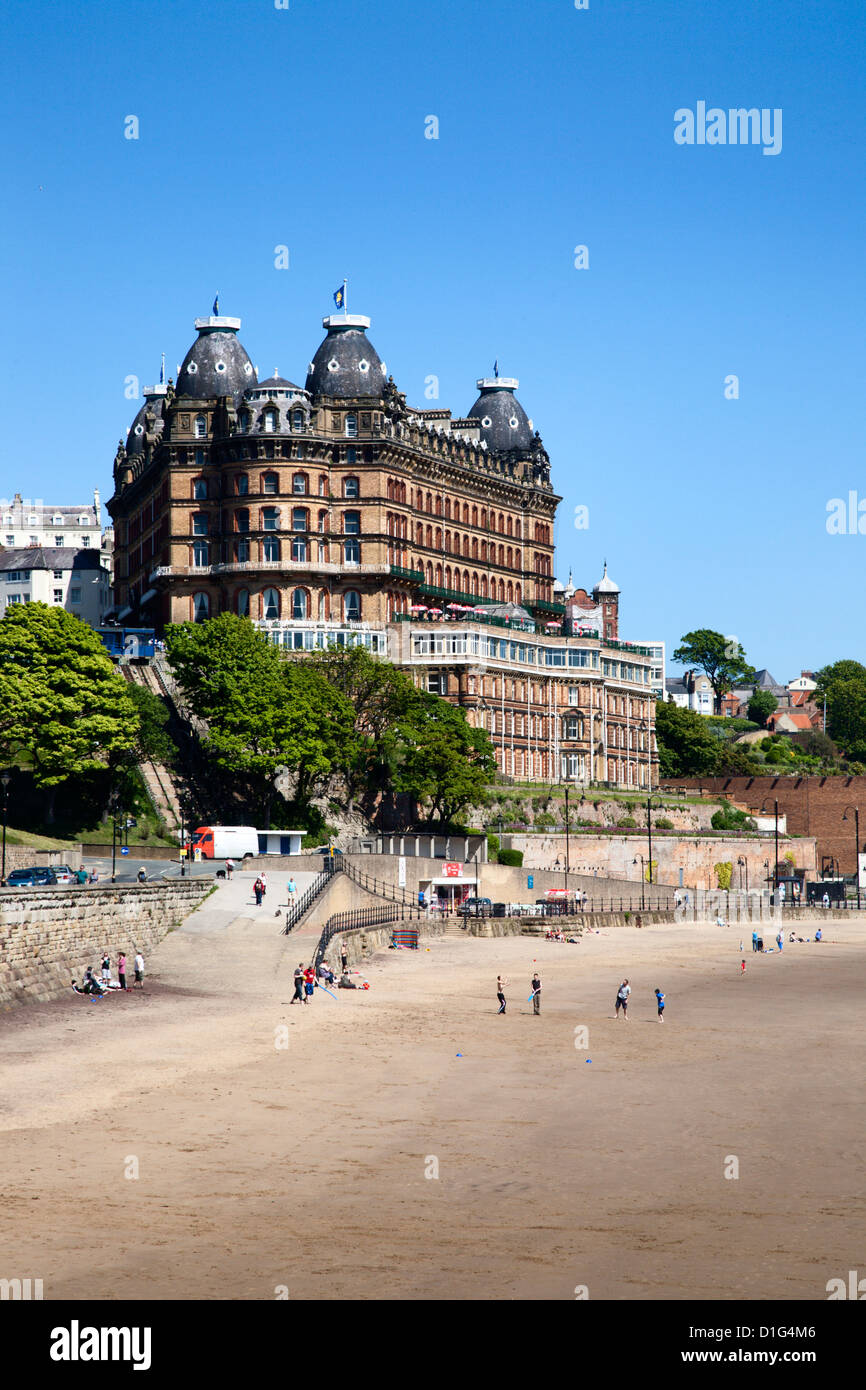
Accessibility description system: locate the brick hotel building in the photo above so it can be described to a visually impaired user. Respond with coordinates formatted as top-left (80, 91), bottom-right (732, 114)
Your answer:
top-left (108, 307), bottom-right (657, 787)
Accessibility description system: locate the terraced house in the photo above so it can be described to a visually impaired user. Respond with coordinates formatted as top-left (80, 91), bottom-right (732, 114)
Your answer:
top-left (108, 305), bottom-right (657, 787)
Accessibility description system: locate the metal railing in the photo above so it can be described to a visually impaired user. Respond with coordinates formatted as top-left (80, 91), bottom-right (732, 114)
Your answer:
top-left (340, 856), bottom-right (415, 907)
top-left (314, 900), bottom-right (422, 967)
top-left (283, 859), bottom-right (341, 934)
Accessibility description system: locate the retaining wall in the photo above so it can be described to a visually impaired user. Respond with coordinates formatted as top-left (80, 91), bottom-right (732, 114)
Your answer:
top-left (0, 880), bottom-right (213, 1011)
top-left (3, 844), bottom-right (83, 873)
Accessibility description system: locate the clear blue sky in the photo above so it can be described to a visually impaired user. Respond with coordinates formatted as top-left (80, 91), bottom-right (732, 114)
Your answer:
top-left (1, 0), bottom-right (864, 682)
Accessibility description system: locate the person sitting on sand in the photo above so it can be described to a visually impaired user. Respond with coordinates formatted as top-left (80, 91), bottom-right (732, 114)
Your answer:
top-left (318, 960), bottom-right (336, 985)
top-left (338, 973), bottom-right (357, 989)
top-left (815, 928), bottom-right (823, 942)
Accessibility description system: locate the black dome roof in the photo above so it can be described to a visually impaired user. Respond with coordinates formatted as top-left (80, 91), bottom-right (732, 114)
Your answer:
top-left (176, 315), bottom-right (256, 400)
top-left (126, 386), bottom-right (167, 456)
top-left (305, 314), bottom-right (387, 397)
top-left (468, 377), bottom-right (533, 452)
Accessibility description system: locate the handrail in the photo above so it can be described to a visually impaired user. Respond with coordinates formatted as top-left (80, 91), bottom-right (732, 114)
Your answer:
top-left (313, 900), bottom-right (422, 967)
top-left (283, 859), bottom-right (341, 934)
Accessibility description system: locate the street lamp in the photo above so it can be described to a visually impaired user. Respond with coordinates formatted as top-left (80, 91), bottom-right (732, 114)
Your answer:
top-left (760, 800), bottom-right (780, 893)
top-left (0, 771), bottom-right (11, 887)
top-left (633, 855), bottom-right (647, 910)
top-left (180, 806), bottom-right (186, 877)
top-left (564, 785), bottom-right (570, 899)
top-left (110, 791), bottom-right (119, 883)
top-left (842, 805), bottom-right (861, 911)
top-left (737, 855), bottom-right (749, 891)
top-left (646, 796), bottom-right (663, 886)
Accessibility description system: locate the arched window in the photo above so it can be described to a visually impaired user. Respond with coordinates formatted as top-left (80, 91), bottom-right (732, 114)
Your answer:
top-left (344, 511), bottom-right (360, 535)
top-left (426, 492), bottom-right (433, 514)
top-left (344, 590), bottom-right (361, 622)
top-left (463, 536), bottom-right (470, 557)
top-left (262, 588), bottom-right (280, 620)
top-left (194, 415), bottom-right (207, 439)
top-left (425, 562), bottom-right (433, 584)
top-left (235, 508), bottom-right (250, 533)
top-left (264, 410), bottom-right (278, 434)
top-left (444, 498), bottom-right (451, 520)
top-left (481, 575), bottom-right (488, 598)
top-left (239, 411), bottom-right (251, 433)
top-left (318, 591), bottom-right (326, 620)
top-left (193, 540), bottom-right (209, 566)
top-left (462, 504), bottom-right (469, 525)
top-left (445, 566), bottom-right (452, 588)
top-left (193, 591), bottom-right (210, 622)
top-left (343, 476), bottom-right (360, 498)
top-left (498, 512), bottom-right (505, 533)
top-left (435, 563), bottom-right (442, 586)
top-left (481, 508), bottom-right (488, 528)
top-left (193, 478), bottom-right (208, 500)
top-left (498, 579), bottom-right (505, 601)
top-left (515, 582), bottom-right (522, 603)
top-left (344, 538), bottom-right (360, 564)
top-left (435, 527), bottom-right (442, 549)
top-left (425, 525), bottom-right (433, 548)
top-left (472, 537), bottom-right (478, 559)
top-left (292, 473), bottom-right (309, 495)
top-left (498, 544), bottom-right (505, 566)
top-left (263, 471), bottom-right (279, 495)
top-left (234, 537), bottom-right (250, 562)
top-left (435, 495), bottom-right (442, 516)
top-left (292, 409), bottom-right (305, 433)
top-left (235, 473), bottom-right (249, 496)
top-left (507, 517), bottom-right (513, 537)
top-left (292, 588), bottom-right (308, 619)
top-left (236, 589), bottom-right (250, 617)
top-left (515, 549), bottom-right (521, 569)
top-left (416, 523), bottom-right (423, 546)
top-left (506, 581), bottom-right (514, 602)
top-left (318, 474), bottom-right (328, 496)
top-left (263, 536), bottom-right (281, 562)
top-left (262, 507), bottom-right (279, 531)
top-left (507, 547), bottom-right (513, 567)
top-left (472, 572), bottom-right (479, 595)
top-left (317, 509), bottom-right (328, 533)
top-left (292, 507), bottom-right (308, 531)
top-left (345, 414), bottom-right (357, 437)
top-left (192, 512), bottom-right (208, 536)
top-left (471, 506), bottom-right (478, 526)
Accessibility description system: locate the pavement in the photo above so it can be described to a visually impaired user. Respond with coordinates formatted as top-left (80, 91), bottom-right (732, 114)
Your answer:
top-left (179, 869), bottom-right (321, 935)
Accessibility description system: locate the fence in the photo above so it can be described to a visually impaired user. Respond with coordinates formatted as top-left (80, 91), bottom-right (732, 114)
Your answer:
top-left (313, 901), bottom-right (423, 967)
top-left (340, 857), bottom-right (417, 908)
top-left (283, 859), bottom-right (341, 934)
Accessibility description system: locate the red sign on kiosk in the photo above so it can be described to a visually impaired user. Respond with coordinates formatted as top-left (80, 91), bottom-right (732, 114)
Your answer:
top-left (444, 862), bottom-right (463, 877)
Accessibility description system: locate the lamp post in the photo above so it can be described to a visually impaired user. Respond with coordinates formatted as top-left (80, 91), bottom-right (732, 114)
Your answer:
top-left (737, 855), bottom-right (748, 891)
top-left (646, 796), bottom-right (662, 886)
top-left (842, 805), bottom-right (861, 911)
top-left (633, 855), bottom-right (646, 910)
top-left (760, 799), bottom-right (780, 894)
top-left (180, 807), bottom-right (186, 877)
top-left (0, 772), bottom-right (11, 887)
top-left (110, 792), bottom-right (118, 883)
top-left (564, 785), bottom-right (570, 899)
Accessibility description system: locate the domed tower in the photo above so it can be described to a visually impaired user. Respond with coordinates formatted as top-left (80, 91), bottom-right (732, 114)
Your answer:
top-left (305, 314), bottom-right (388, 399)
top-left (176, 311), bottom-right (256, 401)
top-left (467, 377), bottom-right (533, 454)
top-left (593, 561), bottom-right (621, 641)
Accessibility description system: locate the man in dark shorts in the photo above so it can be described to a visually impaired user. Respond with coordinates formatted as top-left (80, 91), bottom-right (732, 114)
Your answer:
top-left (615, 978), bottom-right (630, 1019)
top-left (291, 964), bottom-right (305, 1005)
top-left (496, 975), bottom-right (507, 1014)
top-left (531, 972), bottom-right (541, 1015)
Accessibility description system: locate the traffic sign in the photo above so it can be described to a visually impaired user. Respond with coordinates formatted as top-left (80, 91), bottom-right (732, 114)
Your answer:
top-left (120, 847), bottom-right (130, 856)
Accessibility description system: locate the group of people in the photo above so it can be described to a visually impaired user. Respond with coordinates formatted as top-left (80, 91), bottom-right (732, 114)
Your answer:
top-left (495, 972), bottom-right (542, 1015)
top-left (72, 950), bottom-right (144, 997)
top-left (613, 979), bottom-right (666, 1022)
top-left (292, 944), bottom-right (360, 1001)
top-left (253, 872), bottom-right (268, 906)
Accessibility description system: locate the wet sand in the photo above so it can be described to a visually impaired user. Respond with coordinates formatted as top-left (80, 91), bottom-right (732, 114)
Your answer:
top-left (1, 903), bottom-right (864, 1301)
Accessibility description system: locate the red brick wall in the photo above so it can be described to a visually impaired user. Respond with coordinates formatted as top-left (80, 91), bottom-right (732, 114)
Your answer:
top-left (660, 776), bottom-right (866, 874)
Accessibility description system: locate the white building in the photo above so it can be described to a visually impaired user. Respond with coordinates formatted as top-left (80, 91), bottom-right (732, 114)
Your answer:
top-left (666, 669), bottom-right (714, 714)
top-left (0, 547), bottom-right (112, 628)
top-left (633, 640), bottom-right (666, 699)
top-left (1, 490), bottom-right (104, 552)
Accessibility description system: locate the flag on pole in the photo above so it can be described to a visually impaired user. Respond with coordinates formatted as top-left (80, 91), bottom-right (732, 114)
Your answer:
top-left (212, 294), bottom-right (219, 314)
top-left (493, 359), bottom-right (499, 378)
top-left (333, 282), bottom-right (346, 310)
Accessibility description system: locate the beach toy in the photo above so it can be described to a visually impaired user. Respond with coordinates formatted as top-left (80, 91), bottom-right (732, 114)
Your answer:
top-left (362, 982), bottom-right (369, 990)
top-left (586, 1059), bottom-right (592, 1064)
top-left (456, 1053), bottom-right (463, 1057)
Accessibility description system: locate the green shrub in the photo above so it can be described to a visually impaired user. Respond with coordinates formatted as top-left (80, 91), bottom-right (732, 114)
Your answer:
top-left (654, 817), bottom-right (674, 830)
top-left (498, 848), bottom-right (524, 867)
top-left (487, 833), bottom-right (500, 862)
top-left (617, 816), bottom-right (637, 829)
top-left (710, 805), bottom-right (756, 832)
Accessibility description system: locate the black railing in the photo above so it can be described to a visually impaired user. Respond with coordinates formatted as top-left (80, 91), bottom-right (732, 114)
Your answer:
top-left (283, 859), bottom-right (342, 934)
top-left (314, 901), bottom-right (423, 967)
top-left (341, 857), bottom-right (415, 908)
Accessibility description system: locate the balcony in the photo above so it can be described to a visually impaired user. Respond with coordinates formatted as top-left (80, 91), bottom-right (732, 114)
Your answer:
top-left (149, 561), bottom-right (391, 582)
top-left (389, 563), bottom-right (425, 584)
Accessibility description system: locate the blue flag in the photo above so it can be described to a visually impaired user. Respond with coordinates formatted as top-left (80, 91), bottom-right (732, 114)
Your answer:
top-left (212, 294), bottom-right (219, 314)
top-left (333, 284), bottom-right (345, 309)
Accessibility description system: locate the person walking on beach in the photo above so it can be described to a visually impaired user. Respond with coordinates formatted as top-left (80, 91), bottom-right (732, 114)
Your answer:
top-left (260, 872), bottom-right (267, 899)
top-left (133, 951), bottom-right (144, 990)
top-left (615, 978), bottom-right (631, 1019)
top-left (741, 959), bottom-right (747, 975)
top-left (340, 943), bottom-right (348, 974)
top-left (291, 964), bottom-right (305, 1005)
top-left (531, 971), bottom-right (541, 1015)
top-left (303, 964), bottom-right (316, 1002)
top-left (654, 987), bottom-right (665, 1021)
top-left (287, 876), bottom-right (297, 908)
top-left (225, 858), bottom-right (234, 881)
top-left (496, 975), bottom-right (507, 1015)
top-left (117, 952), bottom-right (127, 992)
top-left (776, 930), bottom-right (783, 953)
top-left (253, 877), bottom-right (263, 906)
top-left (751, 929), bottom-right (758, 954)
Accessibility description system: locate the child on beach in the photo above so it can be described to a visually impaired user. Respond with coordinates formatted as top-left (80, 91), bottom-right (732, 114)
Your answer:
top-left (615, 979), bottom-right (631, 1019)
top-left (740, 959), bottom-right (746, 974)
top-left (654, 987), bottom-right (665, 1021)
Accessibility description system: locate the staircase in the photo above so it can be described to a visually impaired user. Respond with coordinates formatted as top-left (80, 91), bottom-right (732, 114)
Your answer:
top-left (121, 665), bottom-right (184, 833)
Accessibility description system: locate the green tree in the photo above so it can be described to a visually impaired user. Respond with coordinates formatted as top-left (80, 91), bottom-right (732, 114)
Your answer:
top-left (813, 660), bottom-right (866, 706)
top-left (126, 683), bottom-right (176, 765)
top-left (655, 702), bottom-right (720, 777)
top-left (673, 630), bottom-right (755, 714)
top-left (747, 689), bottom-right (777, 727)
top-left (394, 693), bottom-right (496, 825)
top-left (820, 676), bottom-right (866, 755)
top-left (0, 603), bottom-right (139, 820)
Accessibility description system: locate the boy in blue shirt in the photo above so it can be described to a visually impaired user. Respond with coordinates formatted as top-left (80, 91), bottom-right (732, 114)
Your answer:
top-left (654, 987), bottom-right (666, 1022)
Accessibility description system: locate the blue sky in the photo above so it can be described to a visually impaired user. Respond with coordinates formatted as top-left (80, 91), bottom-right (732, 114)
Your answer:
top-left (1, 0), bottom-right (864, 681)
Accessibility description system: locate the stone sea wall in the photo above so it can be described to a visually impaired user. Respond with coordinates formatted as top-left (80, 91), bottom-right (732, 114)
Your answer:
top-left (0, 881), bottom-right (212, 1011)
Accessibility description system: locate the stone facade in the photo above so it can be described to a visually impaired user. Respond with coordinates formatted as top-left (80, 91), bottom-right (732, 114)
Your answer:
top-left (0, 880), bottom-right (211, 1010)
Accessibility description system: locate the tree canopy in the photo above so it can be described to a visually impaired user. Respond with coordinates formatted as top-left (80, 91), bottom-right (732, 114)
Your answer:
top-left (747, 689), bottom-right (777, 727)
top-left (0, 604), bottom-right (139, 815)
top-left (673, 630), bottom-right (755, 714)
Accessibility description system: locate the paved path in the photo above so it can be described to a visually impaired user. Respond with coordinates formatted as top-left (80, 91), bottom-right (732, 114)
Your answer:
top-left (179, 870), bottom-right (321, 935)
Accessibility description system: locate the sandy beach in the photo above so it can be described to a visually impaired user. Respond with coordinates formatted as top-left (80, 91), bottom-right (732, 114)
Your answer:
top-left (1, 881), bottom-right (864, 1301)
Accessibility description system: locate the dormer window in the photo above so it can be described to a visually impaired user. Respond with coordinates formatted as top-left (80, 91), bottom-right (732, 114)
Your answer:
top-left (292, 409), bottom-right (304, 432)
top-left (194, 415), bottom-right (207, 439)
top-left (264, 410), bottom-right (277, 434)
top-left (345, 414), bottom-right (358, 438)
top-left (239, 411), bottom-right (251, 433)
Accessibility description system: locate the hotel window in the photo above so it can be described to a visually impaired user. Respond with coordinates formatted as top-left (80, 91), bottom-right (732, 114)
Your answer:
top-left (343, 476), bottom-right (359, 498)
top-left (193, 478), bottom-right (208, 500)
top-left (193, 540), bottom-right (209, 566)
top-left (53, 588), bottom-right (62, 603)
top-left (568, 686), bottom-right (580, 706)
top-left (317, 510), bottom-right (328, 533)
top-left (264, 410), bottom-right (277, 434)
top-left (235, 509), bottom-right (250, 533)
top-left (318, 475), bottom-right (328, 496)
top-left (192, 514), bottom-right (208, 536)
top-left (53, 569), bottom-right (63, 579)
top-left (345, 414), bottom-right (357, 437)
top-left (318, 541), bottom-right (327, 564)
top-left (292, 409), bottom-right (304, 432)
top-left (293, 473), bottom-right (309, 495)
top-left (564, 716), bottom-right (583, 740)
top-left (292, 507), bottom-right (308, 531)
top-left (239, 411), bottom-right (251, 433)
top-left (262, 588), bottom-right (280, 620)
top-left (345, 446), bottom-right (357, 465)
top-left (70, 587), bottom-right (82, 604)
top-left (237, 589), bottom-right (250, 617)
top-left (81, 536), bottom-right (91, 547)
top-left (343, 510), bottom-right (360, 536)
top-left (292, 588), bottom-right (308, 619)
top-left (194, 415), bottom-right (207, 438)
top-left (291, 536), bottom-right (307, 562)
top-left (236, 474), bottom-right (249, 496)
top-left (262, 507), bottom-right (279, 531)
top-left (344, 538), bottom-right (360, 564)
top-left (193, 592), bottom-right (210, 622)
top-left (234, 538), bottom-right (250, 562)
top-left (194, 448), bottom-right (206, 467)
top-left (54, 535), bottom-right (64, 546)
top-left (263, 537), bottom-right (281, 562)
top-left (263, 471), bottom-right (279, 495)
top-left (344, 589), bottom-right (361, 621)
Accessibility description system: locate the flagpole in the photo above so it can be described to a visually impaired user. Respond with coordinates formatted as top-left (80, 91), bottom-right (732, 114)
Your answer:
top-left (343, 278), bottom-right (348, 318)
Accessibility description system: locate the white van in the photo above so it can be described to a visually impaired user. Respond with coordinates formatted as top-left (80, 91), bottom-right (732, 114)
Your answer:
top-left (189, 826), bottom-right (259, 860)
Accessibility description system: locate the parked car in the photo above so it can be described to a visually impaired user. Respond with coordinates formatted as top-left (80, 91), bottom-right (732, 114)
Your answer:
top-left (458, 896), bottom-right (493, 918)
top-left (311, 845), bottom-right (344, 857)
top-left (6, 866), bottom-right (58, 888)
top-left (52, 865), bottom-right (76, 884)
